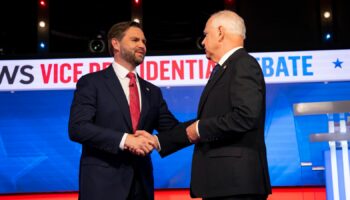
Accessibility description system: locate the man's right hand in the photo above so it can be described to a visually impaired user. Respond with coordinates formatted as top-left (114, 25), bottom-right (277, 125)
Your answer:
top-left (124, 133), bottom-right (156, 156)
top-left (135, 130), bottom-right (160, 150)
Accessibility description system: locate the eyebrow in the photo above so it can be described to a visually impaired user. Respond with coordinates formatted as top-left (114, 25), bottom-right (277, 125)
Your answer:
top-left (130, 36), bottom-right (147, 43)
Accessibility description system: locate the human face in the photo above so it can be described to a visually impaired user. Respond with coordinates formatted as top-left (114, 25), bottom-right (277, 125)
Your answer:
top-left (201, 18), bottom-right (220, 62)
top-left (119, 27), bottom-right (147, 67)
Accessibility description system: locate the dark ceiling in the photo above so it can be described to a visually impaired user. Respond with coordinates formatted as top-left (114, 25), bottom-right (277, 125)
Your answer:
top-left (0, 0), bottom-right (349, 58)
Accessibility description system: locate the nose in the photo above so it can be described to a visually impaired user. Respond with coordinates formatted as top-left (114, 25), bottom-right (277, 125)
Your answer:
top-left (138, 41), bottom-right (146, 51)
top-left (196, 36), bottom-right (205, 50)
top-left (201, 36), bottom-right (206, 47)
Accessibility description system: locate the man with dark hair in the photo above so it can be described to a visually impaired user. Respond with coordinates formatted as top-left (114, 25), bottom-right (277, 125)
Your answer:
top-left (68, 21), bottom-right (178, 200)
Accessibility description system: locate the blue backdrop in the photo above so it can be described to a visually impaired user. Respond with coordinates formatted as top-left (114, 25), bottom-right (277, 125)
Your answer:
top-left (1, 81), bottom-right (350, 193)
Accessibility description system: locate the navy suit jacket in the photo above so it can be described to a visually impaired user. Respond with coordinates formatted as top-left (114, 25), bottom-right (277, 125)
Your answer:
top-left (68, 66), bottom-right (178, 200)
top-left (157, 49), bottom-right (272, 198)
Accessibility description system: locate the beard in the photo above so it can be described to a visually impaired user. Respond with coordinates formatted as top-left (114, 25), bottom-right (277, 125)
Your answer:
top-left (120, 48), bottom-right (145, 66)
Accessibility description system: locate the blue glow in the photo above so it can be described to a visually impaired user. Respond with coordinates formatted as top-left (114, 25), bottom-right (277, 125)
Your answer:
top-left (40, 42), bottom-right (45, 48)
top-left (325, 33), bottom-right (332, 40)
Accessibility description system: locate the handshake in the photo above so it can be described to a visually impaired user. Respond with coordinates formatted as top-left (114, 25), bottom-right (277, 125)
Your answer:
top-left (124, 130), bottom-right (158, 156)
top-left (124, 120), bottom-right (200, 156)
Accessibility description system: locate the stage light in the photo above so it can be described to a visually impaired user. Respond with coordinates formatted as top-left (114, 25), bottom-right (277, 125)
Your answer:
top-left (133, 18), bottom-right (140, 23)
top-left (89, 34), bottom-right (106, 53)
top-left (225, 0), bottom-right (234, 5)
top-left (39, 21), bottom-right (46, 28)
top-left (224, 0), bottom-right (236, 10)
top-left (89, 40), bottom-right (105, 53)
top-left (323, 11), bottom-right (331, 19)
top-left (320, 0), bottom-right (334, 44)
top-left (37, 0), bottom-right (49, 53)
top-left (40, 0), bottom-right (46, 7)
top-left (40, 42), bottom-right (46, 48)
top-left (132, 0), bottom-right (142, 26)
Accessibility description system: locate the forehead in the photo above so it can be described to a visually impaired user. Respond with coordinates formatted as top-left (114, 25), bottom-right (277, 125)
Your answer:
top-left (124, 27), bottom-right (145, 38)
top-left (204, 17), bottom-right (215, 32)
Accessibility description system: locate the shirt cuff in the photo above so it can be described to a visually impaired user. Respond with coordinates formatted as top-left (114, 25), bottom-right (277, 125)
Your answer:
top-left (119, 133), bottom-right (128, 150)
top-left (154, 135), bottom-right (161, 151)
top-left (196, 120), bottom-right (200, 137)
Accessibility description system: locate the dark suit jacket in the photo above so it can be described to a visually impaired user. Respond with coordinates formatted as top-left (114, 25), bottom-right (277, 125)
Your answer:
top-left (68, 66), bottom-right (178, 200)
top-left (157, 48), bottom-right (272, 198)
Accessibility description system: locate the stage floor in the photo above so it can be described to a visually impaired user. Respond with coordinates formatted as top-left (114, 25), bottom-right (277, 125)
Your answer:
top-left (0, 187), bottom-right (325, 200)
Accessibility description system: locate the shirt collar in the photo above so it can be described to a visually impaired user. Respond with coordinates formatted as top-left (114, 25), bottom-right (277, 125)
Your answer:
top-left (217, 46), bottom-right (243, 66)
top-left (112, 61), bottom-right (137, 79)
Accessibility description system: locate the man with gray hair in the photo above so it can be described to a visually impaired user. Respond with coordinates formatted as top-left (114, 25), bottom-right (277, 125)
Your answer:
top-left (137, 10), bottom-right (272, 200)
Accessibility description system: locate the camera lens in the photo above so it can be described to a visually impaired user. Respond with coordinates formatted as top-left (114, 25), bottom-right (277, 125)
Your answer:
top-left (89, 39), bottom-right (105, 53)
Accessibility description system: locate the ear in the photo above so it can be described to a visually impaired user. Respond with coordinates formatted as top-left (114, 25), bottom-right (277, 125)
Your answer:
top-left (218, 26), bottom-right (224, 41)
top-left (111, 38), bottom-right (120, 52)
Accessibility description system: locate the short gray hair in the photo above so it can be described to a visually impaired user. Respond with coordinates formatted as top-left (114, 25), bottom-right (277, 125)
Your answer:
top-left (211, 10), bottom-right (246, 39)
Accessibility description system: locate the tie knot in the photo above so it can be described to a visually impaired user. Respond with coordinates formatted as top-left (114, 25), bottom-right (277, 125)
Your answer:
top-left (127, 72), bottom-right (136, 80)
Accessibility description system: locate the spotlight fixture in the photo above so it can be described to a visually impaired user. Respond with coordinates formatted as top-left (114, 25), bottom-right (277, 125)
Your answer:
top-left (89, 34), bottom-right (106, 53)
top-left (323, 11), bottom-right (331, 19)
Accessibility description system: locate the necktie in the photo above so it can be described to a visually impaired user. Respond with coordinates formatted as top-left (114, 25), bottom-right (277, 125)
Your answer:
top-left (209, 64), bottom-right (220, 80)
top-left (127, 72), bottom-right (140, 133)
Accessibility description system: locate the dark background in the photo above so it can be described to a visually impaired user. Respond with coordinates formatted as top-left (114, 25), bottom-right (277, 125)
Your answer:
top-left (0, 0), bottom-right (349, 58)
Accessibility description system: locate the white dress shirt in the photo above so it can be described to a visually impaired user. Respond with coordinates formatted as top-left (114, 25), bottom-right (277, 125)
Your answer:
top-left (111, 61), bottom-right (142, 150)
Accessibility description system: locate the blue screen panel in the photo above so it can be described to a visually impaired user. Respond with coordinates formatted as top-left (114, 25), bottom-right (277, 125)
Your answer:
top-left (1, 81), bottom-right (350, 193)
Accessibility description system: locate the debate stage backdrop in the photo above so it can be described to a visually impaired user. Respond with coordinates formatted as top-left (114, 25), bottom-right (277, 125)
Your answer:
top-left (0, 49), bottom-right (349, 193)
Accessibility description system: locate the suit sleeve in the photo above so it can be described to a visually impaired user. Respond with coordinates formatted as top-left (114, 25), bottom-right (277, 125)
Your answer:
top-left (198, 56), bottom-right (265, 142)
top-left (155, 91), bottom-right (179, 132)
top-left (152, 88), bottom-right (192, 157)
top-left (68, 75), bottom-right (123, 154)
top-left (156, 120), bottom-right (195, 157)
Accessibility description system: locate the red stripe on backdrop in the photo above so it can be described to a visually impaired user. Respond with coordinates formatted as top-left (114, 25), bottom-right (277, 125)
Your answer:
top-left (0, 187), bottom-right (326, 200)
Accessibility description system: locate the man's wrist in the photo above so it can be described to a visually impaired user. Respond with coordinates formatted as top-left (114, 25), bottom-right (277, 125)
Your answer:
top-left (195, 120), bottom-right (200, 137)
top-left (154, 135), bottom-right (161, 151)
top-left (119, 133), bottom-right (128, 150)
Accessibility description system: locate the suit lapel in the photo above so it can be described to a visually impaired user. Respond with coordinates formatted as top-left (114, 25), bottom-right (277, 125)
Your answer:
top-left (197, 48), bottom-right (245, 117)
top-left (103, 66), bottom-right (133, 131)
top-left (137, 77), bottom-right (150, 129)
top-left (197, 65), bottom-right (226, 117)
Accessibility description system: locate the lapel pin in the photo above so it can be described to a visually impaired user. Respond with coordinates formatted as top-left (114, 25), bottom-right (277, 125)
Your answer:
top-left (146, 87), bottom-right (150, 92)
top-left (223, 65), bottom-right (227, 69)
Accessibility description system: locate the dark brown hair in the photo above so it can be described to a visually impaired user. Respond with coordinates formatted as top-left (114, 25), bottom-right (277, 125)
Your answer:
top-left (107, 21), bottom-right (142, 56)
